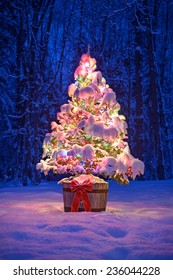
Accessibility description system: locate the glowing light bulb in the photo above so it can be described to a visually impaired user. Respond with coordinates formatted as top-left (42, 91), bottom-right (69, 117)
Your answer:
top-left (76, 154), bottom-right (82, 158)
top-left (85, 62), bottom-right (90, 68)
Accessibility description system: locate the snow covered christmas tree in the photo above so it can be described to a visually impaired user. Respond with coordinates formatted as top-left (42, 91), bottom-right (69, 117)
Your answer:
top-left (36, 52), bottom-right (144, 185)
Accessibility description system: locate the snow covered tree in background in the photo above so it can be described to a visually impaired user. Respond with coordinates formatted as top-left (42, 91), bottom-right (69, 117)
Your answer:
top-left (1, 0), bottom-right (173, 185)
top-left (37, 52), bottom-right (144, 184)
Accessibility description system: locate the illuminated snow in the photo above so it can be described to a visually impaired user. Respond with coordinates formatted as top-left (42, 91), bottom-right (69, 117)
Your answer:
top-left (0, 179), bottom-right (173, 260)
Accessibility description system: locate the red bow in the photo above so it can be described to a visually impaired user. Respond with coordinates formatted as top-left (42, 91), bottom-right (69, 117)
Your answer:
top-left (70, 178), bottom-right (93, 212)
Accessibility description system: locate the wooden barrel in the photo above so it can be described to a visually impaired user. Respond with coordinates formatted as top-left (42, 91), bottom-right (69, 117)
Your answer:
top-left (62, 180), bottom-right (109, 212)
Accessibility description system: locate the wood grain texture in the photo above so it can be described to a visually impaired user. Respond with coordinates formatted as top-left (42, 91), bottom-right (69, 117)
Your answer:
top-left (62, 181), bottom-right (109, 212)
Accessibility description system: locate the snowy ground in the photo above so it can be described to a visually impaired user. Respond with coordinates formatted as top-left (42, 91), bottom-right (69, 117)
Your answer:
top-left (0, 179), bottom-right (173, 260)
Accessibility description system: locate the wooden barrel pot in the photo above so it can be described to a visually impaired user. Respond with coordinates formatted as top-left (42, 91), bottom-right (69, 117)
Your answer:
top-left (62, 178), bottom-right (109, 212)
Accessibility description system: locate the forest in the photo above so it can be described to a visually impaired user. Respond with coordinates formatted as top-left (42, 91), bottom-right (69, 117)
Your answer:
top-left (0, 0), bottom-right (173, 185)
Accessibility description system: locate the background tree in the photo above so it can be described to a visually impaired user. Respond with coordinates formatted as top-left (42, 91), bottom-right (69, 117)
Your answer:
top-left (0, 0), bottom-right (173, 185)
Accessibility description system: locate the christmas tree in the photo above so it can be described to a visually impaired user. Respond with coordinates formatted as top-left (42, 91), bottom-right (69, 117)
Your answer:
top-left (36, 52), bottom-right (144, 185)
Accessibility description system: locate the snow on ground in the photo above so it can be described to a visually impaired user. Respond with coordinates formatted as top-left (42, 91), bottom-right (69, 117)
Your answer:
top-left (0, 179), bottom-right (173, 260)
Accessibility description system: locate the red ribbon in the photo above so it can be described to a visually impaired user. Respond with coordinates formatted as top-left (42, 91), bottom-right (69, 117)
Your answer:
top-left (70, 178), bottom-right (93, 212)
